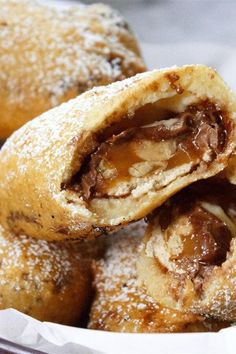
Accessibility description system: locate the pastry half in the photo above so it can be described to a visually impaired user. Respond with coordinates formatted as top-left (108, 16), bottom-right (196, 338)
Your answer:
top-left (0, 65), bottom-right (235, 240)
top-left (138, 180), bottom-right (236, 321)
top-left (0, 0), bottom-right (145, 138)
top-left (89, 222), bottom-right (230, 332)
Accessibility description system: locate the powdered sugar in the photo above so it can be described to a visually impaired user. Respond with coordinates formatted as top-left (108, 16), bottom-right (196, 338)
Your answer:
top-left (0, 224), bottom-right (82, 293)
top-left (0, 0), bottom-right (144, 107)
top-left (88, 222), bottom-right (223, 332)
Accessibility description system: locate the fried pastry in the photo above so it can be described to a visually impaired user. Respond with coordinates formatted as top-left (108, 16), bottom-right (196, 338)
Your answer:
top-left (0, 65), bottom-right (235, 241)
top-left (89, 222), bottom-right (230, 332)
top-left (138, 180), bottom-right (236, 321)
top-left (0, 0), bottom-right (145, 138)
top-left (0, 224), bottom-right (95, 325)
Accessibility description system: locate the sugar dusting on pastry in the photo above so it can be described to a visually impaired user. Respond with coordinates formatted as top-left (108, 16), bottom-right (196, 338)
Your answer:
top-left (0, 224), bottom-right (81, 292)
top-left (0, 0), bottom-right (144, 106)
top-left (89, 221), bottom-right (228, 332)
top-left (0, 224), bottom-right (96, 324)
top-left (0, 65), bottom-right (235, 241)
top-left (89, 222), bottom-right (159, 331)
top-left (139, 181), bottom-right (236, 321)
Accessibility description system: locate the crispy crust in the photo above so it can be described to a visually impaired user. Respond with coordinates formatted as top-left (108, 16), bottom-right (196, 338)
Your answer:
top-left (138, 182), bottom-right (236, 321)
top-left (0, 224), bottom-right (99, 325)
top-left (88, 222), bottom-right (230, 332)
top-left (0, 65), bottom-right (235, 240)
top-left (0, 0), bottom-right (145, 138)
top-left (138, 235), bottom-right (236, 322)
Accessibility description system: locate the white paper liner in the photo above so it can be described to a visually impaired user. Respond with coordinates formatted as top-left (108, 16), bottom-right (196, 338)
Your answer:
top-left (0, 309), bottom-right (235, 354)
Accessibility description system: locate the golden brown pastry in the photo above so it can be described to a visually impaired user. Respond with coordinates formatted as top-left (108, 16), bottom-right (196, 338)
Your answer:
top-left (0, 65), bottom-right (235, 241)
top-left (138, 180), bottom-right (236, 321)
top-left (89, 222), bottom-right (230, 332)
top-left (0, 224), bottom-right (95, 325)
top-left (0, 0), bottom-right (145, 138)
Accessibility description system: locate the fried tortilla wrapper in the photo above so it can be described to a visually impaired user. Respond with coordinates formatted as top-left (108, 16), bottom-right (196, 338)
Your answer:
top-left (138, 180), bottom-right (236, 321)
top-left (0, 65), bottom-right (235, 240)
top-left (89, 222), bottom-right (230, 332)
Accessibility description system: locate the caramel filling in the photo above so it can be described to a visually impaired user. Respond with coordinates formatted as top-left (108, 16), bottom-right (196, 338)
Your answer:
top-left (157, 181), bottom-right (236, 289)
top-left (168, 207), bottom-right (232, 265)
top-left (70, 101), bottom-right (227, 201)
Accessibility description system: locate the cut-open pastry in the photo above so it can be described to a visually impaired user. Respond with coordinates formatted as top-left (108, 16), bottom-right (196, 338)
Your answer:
top-left (0, 65), bottom-right (235, 240)
top-left (0, 224), bottom-right (98, 325)
top-left (0, 0), bottom-right (145, 138)
top-left (89, 222), bottom-right (230, 332)
top-left (138, 180), bottom-right (236, 321)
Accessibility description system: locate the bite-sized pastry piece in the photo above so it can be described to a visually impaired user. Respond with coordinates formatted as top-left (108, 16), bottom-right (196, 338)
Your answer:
top-left (89, 223), bottom-right (230, 332)
top-left (0, 224), bottom-right (97, 325)
top-left (0, 0), bottom-right (145, 138)
top-left (0, 65), bottom-right (235, 241)
top-left (138, 180), bottom-right (236, 321)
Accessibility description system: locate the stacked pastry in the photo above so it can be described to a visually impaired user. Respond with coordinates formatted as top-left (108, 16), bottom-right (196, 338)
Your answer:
top-left (0, 59), bottom-right (236, 332)
top-left (0, 0), bottom-right (236, 334)
top-left (0, 0), bottom-right (144, 326)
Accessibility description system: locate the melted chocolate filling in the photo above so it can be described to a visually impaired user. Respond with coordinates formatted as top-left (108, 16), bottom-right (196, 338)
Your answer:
top-left (158, 181), bottom-right (236, 287)
top-left (69, 101), bottom-right (228, 200)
